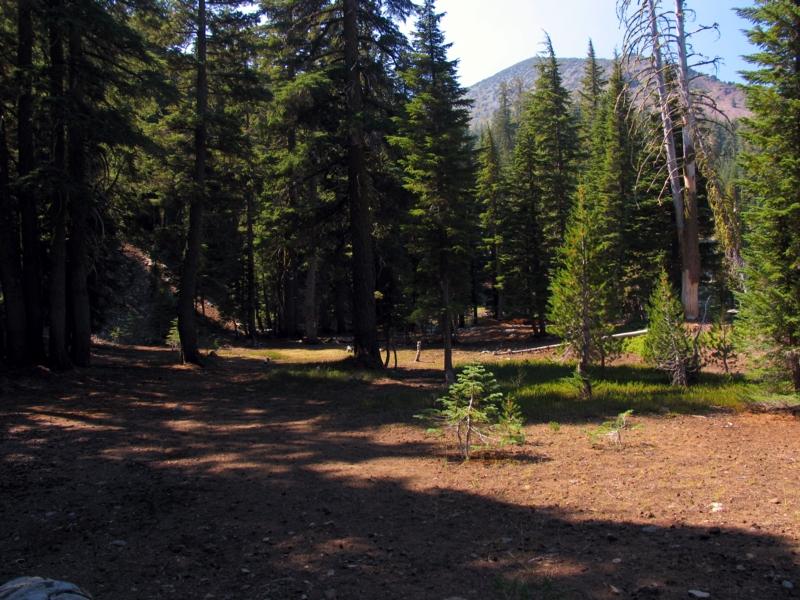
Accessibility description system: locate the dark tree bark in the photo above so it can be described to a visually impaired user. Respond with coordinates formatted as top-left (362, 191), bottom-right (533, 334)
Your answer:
top-left (245, 189), bottom-right (256, 340)
top-left (334, 244), bottom-right (349, 334)
top-left (67, 21), bottom-right (91, 366)
top-left (177, 0), bottom-right (207, 365)
top-left (343, 0), bottom-right (382, 368)
top-left (48, 0), bottom-right (70, 370)
top-left (303, 251), bottom-right (319, 343)
top-left (17, 0), bottom-right (44, 361)
top-left (283, 260), bottom-right (298, 338)
top-left (0, 113), bottom-right (28, 365)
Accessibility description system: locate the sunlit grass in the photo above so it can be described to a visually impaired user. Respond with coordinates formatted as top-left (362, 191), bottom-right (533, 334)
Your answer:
top-left (218, 343), bottom-right (759, 423)
top-left (489, 359), bottom-right (753, 422)
top-left (220, 346), bottom-right (350, 364)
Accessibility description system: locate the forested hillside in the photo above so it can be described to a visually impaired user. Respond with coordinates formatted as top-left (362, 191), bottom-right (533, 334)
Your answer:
top-left (467, 56), bottom-right (749, 128)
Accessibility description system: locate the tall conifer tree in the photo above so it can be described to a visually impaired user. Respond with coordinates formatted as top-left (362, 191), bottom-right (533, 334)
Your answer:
top-left (502, 35), bottom-right (578, 332)
top-left (736, 0), bottom-right (800, 391)
top-left (390, 0), bottom-right (475, 383)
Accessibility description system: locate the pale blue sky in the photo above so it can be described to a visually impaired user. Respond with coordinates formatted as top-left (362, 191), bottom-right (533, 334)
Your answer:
top-left (424, 0), bottom-right (754, 86)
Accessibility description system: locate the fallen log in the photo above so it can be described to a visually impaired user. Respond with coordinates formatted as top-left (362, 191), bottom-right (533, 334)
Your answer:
top-left (490, 329), bottom-right (648, 356)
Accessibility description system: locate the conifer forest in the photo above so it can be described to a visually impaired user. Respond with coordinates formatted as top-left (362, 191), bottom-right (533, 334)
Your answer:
top-left (0, 1), bottom-right (799, 599)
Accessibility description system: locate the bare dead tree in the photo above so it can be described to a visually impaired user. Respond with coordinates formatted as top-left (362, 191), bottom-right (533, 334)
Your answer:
top-left (617, 0), bottom-right (742, 316)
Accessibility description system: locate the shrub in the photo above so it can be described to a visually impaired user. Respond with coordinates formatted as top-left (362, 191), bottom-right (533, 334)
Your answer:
top-left (416, 364), bottom-right (525, 459)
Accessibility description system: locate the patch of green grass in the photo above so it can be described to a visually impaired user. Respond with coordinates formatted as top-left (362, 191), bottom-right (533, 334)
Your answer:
top-left (490, 359), bottom-right (754, 423)
top-left (621, 334), bottom-right (647, 357)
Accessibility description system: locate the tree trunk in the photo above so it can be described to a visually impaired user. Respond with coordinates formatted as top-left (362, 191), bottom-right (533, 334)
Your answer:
top-left (790, 354), bottom-right (800, 394)
top-left (343, 0), bottom-right (381, 368)
top-left (646, 0), bottom-right (699, 320)
top-left (441, 277), bottom-right (455, 385)
top-left (245, 190), bottom-right (257, 340)
top-left (0, 112), bottom-right (28, 365)
top-left (283, 255), bottom-right (298, 338)
top-left (674, 0), bottom-right (702, 320)
top-left (67, 22), bottom-right (91, 367)
top-left (48, 0), bottom-right (70, 370)
top-left (334, 245), bottom-right (349, 334)
top-left (18, 0), bottom-right (44, 362)
top-left (177, 0), bottom-right (207, 365)
top-left (303, 251), bottom-right (319, 343)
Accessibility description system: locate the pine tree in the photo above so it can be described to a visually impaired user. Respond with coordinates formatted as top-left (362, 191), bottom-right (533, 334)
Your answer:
top-left (490, 81), bottom-right (515, 161)
top-left (339, 0), bottom-right (413, 368)
top-left (389, 0), bottom-right (475, 384)
top-left (531, 36), bottom-right (579, 254)
top-left (501, 35), bottom-right (578, 331)
top-left (577, 39), bottom-right (606, 142)
top-left (548, 187), bottom-right (617, 397)
top-left (736, 0), bottom-right (800, 392)
top-left (476, 129), bottom-right (504, 319)
top-left (643, 269), bottom-right (699, 386)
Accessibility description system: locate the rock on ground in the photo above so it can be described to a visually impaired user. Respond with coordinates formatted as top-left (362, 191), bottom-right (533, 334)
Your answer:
top-left (0, 577), bottom-right (92, 600)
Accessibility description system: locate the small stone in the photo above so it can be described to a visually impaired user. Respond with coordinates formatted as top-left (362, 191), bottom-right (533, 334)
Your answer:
top-left (610, 585), bottom-right (622, 595)
top-left (240, 568), bottom-right (251, 575)
top-left (688, 591), bottom-right (711, 598)
top-left (782, 581), bottom-right (795, 590)
top-left (612, 558), bottom-right (623, 564)
top-left (109, 540), bottom-right (127, 547)
top-left (736, 565), bottom-right (746, 571)
top-left (709, 502), bottom-right (724, 513)
top-left (746, 553), bottom-right (755, 559)
top-left (769, 498), bottom-right (781, 504)
top-left (642, 526), bottom-right (658, 533)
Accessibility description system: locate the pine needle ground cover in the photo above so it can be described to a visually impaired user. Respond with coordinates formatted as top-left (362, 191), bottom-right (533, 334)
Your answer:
top-left (2, 341), bottom-right (798, 599)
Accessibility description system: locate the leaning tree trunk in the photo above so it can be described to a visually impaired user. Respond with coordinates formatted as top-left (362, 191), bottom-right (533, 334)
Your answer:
top-left (674, 0), bottom-right (702, 320)
top-left (0, 112), bottom-right (28, 364)
top-left (67, 22), bottom-right (91, 367)
top-left (18, 0), bottom-right (44, 362)
top-left (343, 0), bottom-right (382, 368)
top-left (177, 0), bottom-right (207, 365)
top-left (48, 0), bottom-right (70, 370)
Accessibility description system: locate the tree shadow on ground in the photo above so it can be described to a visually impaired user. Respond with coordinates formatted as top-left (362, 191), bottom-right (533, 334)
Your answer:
top-left (1, 345), bottom-right (796, 599)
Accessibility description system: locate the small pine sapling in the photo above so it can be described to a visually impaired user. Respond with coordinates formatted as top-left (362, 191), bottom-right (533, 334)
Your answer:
top-left (167, 317), bottom-right (183, 361)
top-left (588, 409), bottom-right (640, 446)
top-left (643, 270), bottom-right (700, 386)
top-left (705, 313), bottom-right (737, 375)
top-left (416, 364), bottom-right (525, 459)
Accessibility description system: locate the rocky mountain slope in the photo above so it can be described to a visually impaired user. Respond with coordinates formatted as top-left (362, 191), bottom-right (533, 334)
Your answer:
top-left (467, 56), bottom-right (749, 128)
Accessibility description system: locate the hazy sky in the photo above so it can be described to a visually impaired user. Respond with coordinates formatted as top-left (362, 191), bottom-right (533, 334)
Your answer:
top-left (422, 0), bottom-right (754, 86)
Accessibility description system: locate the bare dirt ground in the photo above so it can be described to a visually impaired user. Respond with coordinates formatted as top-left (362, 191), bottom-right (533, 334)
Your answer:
top-left (1, 342), bottom-right (798, 599)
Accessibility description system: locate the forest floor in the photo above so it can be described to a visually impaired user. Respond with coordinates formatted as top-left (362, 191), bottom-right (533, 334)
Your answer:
top-left (1, 333), bottom-right (799, 600)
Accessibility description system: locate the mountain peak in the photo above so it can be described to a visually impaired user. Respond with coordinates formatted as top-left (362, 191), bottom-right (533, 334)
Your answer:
top-left (467, 56), bottom-right (748, 127)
